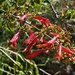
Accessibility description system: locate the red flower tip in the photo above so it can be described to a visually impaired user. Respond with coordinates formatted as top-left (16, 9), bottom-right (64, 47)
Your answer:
top-left (50, 32), bottom-right (58, 36)
top-left (62, 46), bottom-right (75, 55)
top-left (64, 37), bottom-right (71, 42)
top-left (9, 29), bottom-right (21, 49)
top-left (48, 34), bottom-right (59, 45)
top-left (24, 31), bottom-right (37, 45)
top-left (22, 37), bottom-right (38, 54)
top-left (50, 32), bottom-right (63, 38)
top-left (26, 49), bottom-right (45, 60)
top-left (22, 48), bottom-right (27, 53)
top-left (56, 25), bottom-right (63, 31)
top-left (36, 43), bottom-right (48, 48)
top-left (34, 16), bottom-right (50, 27)
top-left (29, 30), bottom-right (33, 36)
top-left (18, 14), bottom-right (31, 22)
top-left (55, 43), bottom-right (64, 61)
top-left (40, 35), bottom-right (44, 42)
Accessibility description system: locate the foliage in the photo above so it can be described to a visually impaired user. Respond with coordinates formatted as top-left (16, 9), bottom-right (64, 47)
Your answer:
top-left (0, 0), bottom-right (75, 75)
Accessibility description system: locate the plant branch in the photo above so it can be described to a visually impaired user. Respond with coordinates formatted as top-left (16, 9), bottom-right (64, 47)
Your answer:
top-left (39, 68), bottom-right (51, 75)
top-left (47, 0), bottom-right (59, 19)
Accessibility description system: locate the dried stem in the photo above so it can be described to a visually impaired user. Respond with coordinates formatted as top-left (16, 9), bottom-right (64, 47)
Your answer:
top-left (39, 68), bottom-right (51, 75)
top-left (47, 0), bottom-right (59, 19)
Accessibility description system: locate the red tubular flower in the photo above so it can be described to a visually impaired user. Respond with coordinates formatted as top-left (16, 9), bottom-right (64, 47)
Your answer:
top-left (40, 35), bottom-right (44, 42)
top-left (36, 40), bottom-right (48, 48)
top-left (29, 30), bottom-right (33, 36)
top-left (48, 35), bottom-right (59, 45)
top-left (36, 43), bottom-right (48, 48)
top-left (50, 32), bottom-right (58, 36)
top-left (55, 25), bottom-right (63, 31)
top-left (22, 37), bottom-right (38, 54)
top-left (62, 46), bottom-right (75, 55)
top-left (18, 14), bottom-right (31, 22)
top-left (24, 31), bottom-right (37, 45)
top-left (55, 43), bottom-right (64, 60)
top-left (64, 37), bottom-right (71, 42)
top-left (26, 49), bottom-right (45, 60)
top-left (34, 16), bottom-right (50, 27)
top-left (9, 29), bottom-right (21, 49)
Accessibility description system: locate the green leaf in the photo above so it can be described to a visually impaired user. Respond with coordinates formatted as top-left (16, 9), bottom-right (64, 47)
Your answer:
top-left (17, 0), bottom-right (26, 5)
top-left (18, 71), bottom-right (25, 75)
top-left (16, 61), bottom-right (23, 69)
top-left (34, 0), bottom-right (42, 4)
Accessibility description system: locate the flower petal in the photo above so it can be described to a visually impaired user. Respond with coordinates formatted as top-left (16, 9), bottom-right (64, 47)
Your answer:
top-left (40, 35), bottom-right (44, 42)
top-left (18, 14), bottom-right (31, 22)
top-left (48, 35), bottom-right (59, 45)
top-left (62, 46), bottom-right (75, 54)
top-left (24, 32), bottom-right (36, 45)
top-left (9, 29), bottom-right (21, 48)
top-left (26, 49), bottom-right (45, 60)
top-left (22, 37), bottom-right (38, 54)
top-left (50, 32), bottom-right (58, 36)
top-left (34, 16), bottom-right (43, 20)
top-left (36, 43), bottom-right (48, 48)
top-left (34, 16), bottom-right (50, 27)
top-left (55, 43), bottom-right (64, 60)
top-left (29, 30), bottom-right (33, 36)
top-left (64, 37), bottom-right (71, 42)
top-left (55, 25), bottom-right (63, 31)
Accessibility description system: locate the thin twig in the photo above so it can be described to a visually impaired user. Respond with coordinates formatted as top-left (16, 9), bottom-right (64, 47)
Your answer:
top-left (47, 0), bottom-right (59, 18)
top-left (26, 21), bottom-right (40, 31)
top-left (39, 68), bottom-right (51, 75)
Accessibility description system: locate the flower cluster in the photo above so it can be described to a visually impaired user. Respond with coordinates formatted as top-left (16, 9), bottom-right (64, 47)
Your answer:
top-left (9, 14), bottom-right (75, 61)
